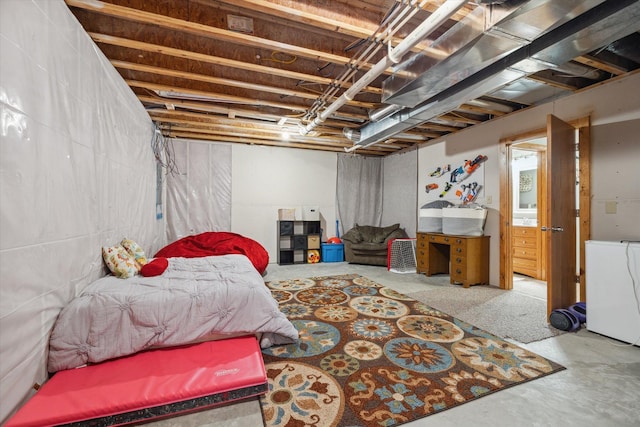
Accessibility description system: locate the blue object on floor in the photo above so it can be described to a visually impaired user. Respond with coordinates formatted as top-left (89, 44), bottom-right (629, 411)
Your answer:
top-left (568, 302), bottom-right (587, 324)
top-left (550, 308), bottom-right (581, 332)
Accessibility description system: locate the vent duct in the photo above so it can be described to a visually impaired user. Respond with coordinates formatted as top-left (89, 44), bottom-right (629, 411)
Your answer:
top-left (383, 0), bottom-right (607, 108)
top-left (355, 0), bottom-right (640, 148)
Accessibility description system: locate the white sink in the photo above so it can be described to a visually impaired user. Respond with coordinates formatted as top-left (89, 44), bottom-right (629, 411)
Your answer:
top-left (512, 218), bottom-right (537, 227)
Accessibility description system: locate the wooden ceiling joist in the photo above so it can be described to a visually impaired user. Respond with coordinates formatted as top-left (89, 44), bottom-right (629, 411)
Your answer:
top-left (214, 0), bottom-right (446, 55)
top-left (164, 130), bottom-right (391, 156)
top-left (66, 0), bottom-right (375, 70)
top-left (115, 60), bottom-right (375, 109)
top-left (526, 74), bottom-right (579, 92)
top-left (574, 55), bottom-right (628, 76)
top-left (141, 95), bottom-right (293, 122)
top-left (64, 0), bottom-right (637, 155)
top-left (90, 33), bottom-right (382, 95)
top-left (129, 80), bottom-right (312, 112)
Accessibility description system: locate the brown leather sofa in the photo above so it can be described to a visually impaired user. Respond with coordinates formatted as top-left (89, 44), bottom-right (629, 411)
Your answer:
top-left (341, 223), bottom-right (409, 266)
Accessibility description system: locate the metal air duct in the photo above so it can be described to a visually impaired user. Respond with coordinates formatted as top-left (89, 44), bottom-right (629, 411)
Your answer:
top-left (383, 0), bottom-right (607, 108)
top-left (355, 0), bottom-right (640, 148)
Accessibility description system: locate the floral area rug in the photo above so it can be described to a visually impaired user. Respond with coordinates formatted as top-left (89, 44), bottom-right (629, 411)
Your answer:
top-left (260, 274), bottom-right (565, 427)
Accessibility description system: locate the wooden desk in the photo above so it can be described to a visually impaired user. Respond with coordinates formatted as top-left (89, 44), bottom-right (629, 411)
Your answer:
top-left (416, 232), bottom-right (489, 288)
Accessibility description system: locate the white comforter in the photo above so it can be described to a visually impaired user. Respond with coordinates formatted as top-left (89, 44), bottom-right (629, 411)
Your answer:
top-left (48, 254), bottom-right (298, 372)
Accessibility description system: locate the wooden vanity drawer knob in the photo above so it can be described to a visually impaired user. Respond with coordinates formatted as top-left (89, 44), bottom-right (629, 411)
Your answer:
top-left (456, 239), bottom-right (462, 244)
top-left (456, 248), bottom-right (462, 253)
top-left (456, 268), bottom-right (462, 274)
top-left (444, 237), bottom-right (449, 242)
top-left (456, 257), bottom-right (462, 263)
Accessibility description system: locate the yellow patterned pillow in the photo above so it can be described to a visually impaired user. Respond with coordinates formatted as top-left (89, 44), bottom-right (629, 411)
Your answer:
top-left (121, 238), bottom-right (148, 267)
top-left (102, 246), bottom-right (139, 278)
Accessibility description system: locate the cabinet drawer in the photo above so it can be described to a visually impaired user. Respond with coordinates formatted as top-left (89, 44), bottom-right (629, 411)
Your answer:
top-left (512, 246), bottom-right (537, 259)
top-left (428, 234), bottom-right (453, 244)
top-left (451, 266), bottom-right (467, 282)
top-left (451, 244), bottom-right (467, 256)
top-left (513, 257), bottom-right (537, 270)
top-left (512, 236), bottom-right (536, 249)
top-left (452, 255), bottom-right (466, 267)
top-left (417, 233), bottom-right (429, 248)
top-left (513, 226), bottom-right (536, 237)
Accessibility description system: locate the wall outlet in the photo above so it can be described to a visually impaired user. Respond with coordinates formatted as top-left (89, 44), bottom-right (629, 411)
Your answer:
top-left (486, 195), bottom-right (493, 204)
top-left (605, 201), bottom-right (617, 214)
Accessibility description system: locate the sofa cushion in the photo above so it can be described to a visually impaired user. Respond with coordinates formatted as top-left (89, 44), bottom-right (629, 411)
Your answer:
top-left (385, 227), bottom-right (408, 242)
top-left (341, 226), bottom-right (364, 244)
top-left (372, 223), bottom-right (400, 243)
top-left (349, 242), bottom-right (388, 257)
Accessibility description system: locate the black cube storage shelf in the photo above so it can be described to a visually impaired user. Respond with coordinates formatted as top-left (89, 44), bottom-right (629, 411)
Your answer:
top-left (277, 220), bottom-right (321, 265)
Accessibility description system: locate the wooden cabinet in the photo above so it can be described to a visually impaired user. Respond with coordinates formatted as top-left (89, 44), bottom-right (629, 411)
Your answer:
top-left (512, 226), bottom-right (540, 279)
top-left (277, 221), bottom-right (321, 265)
top-left (416, 232), bottom-right (489, 288)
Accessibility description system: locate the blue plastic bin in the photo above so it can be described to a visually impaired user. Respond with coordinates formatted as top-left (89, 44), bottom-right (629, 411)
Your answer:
top-left (321, 243), bottom-right (344, 262)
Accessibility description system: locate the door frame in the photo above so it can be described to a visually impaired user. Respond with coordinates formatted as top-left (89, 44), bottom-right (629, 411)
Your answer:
top-left (499, 116), bottom-right (591, 305)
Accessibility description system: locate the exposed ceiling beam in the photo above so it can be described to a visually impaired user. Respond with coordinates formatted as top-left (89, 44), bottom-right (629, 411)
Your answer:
top-left (142, 97), bottom-right (363, 132)
top-left (90, 33), bottom-right (382, 95)
top-left (129, 80), bottom-right (314, 112)
top-left (526, 74), bottom-right (579, 92)
top-left (113, 60), bottom-right (375, 109)
top-left (164, 130), bottom-right (391, 155)
top-left (66, 0), bottom-right (377, 70)
top-left (213, 0), bottom-right (456, 55)
top-left (113, 60), bottom-right (321, 101)
top-left (574, 55), bottom-right (628, 75)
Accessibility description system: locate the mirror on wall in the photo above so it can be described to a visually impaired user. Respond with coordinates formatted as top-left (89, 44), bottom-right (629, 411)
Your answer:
top-left (512, 149), bottom-right (538, 225)
top-left (518, 168), bottom-right (537, 209)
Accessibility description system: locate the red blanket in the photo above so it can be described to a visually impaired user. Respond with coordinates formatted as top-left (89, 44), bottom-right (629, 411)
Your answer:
top-left (154, 232), bottom-right (269, 274)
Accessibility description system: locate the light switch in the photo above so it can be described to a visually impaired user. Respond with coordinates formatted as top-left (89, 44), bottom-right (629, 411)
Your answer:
top-left (605, 201), bottom-right (617, 214)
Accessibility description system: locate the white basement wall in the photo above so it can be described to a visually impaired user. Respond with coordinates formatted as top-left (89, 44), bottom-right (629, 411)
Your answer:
top-left (590, 118), bottom-right (640, 240)
top-left (231, 144), bottom-right (338, 262)
top-left (0, 0), bottom-right (163, 422)
top-left (161, 138), bottom-right (415, 264)
top-left (417, 72), bottom-right (640, 285)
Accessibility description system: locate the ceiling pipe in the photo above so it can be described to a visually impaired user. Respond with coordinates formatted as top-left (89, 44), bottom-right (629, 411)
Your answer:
top-left (299, 0), bottom-right (468, 137)
top-left (343, 128), bottom-right (361, 142)
top-left (368, 103), bottom-right (405, 122)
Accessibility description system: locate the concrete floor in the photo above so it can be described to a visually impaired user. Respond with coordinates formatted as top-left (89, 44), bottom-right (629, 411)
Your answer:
top-left (148, 262), bottom-right (640, 427)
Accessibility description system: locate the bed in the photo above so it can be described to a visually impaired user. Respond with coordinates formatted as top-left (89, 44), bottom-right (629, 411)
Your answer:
top-left (154, 231), bottom-right (270, 274)
top-left (48, 253), bottom-right (298, 373)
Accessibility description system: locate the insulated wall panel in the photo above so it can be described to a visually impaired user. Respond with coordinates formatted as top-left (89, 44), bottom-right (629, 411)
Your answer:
top-left (0, 0), bottom-right (163, 422)
top-left (165, 140), bottom-right (232, 243)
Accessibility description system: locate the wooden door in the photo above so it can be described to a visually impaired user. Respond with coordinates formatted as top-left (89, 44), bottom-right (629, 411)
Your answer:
top-left (545, 115), bottom-right (577, 317)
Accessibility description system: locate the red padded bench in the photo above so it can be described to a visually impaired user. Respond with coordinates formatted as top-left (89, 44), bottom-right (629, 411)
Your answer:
top-left (7, 335), bottom-right (267, 427)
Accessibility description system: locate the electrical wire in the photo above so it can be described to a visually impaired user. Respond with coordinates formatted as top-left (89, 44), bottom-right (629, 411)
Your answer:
top-left (611, 241), bottom-right (640, 347)
top-left (260, 51), bottom-right (297, 64)
top-left (151, 123), bottom-right (179, 176)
